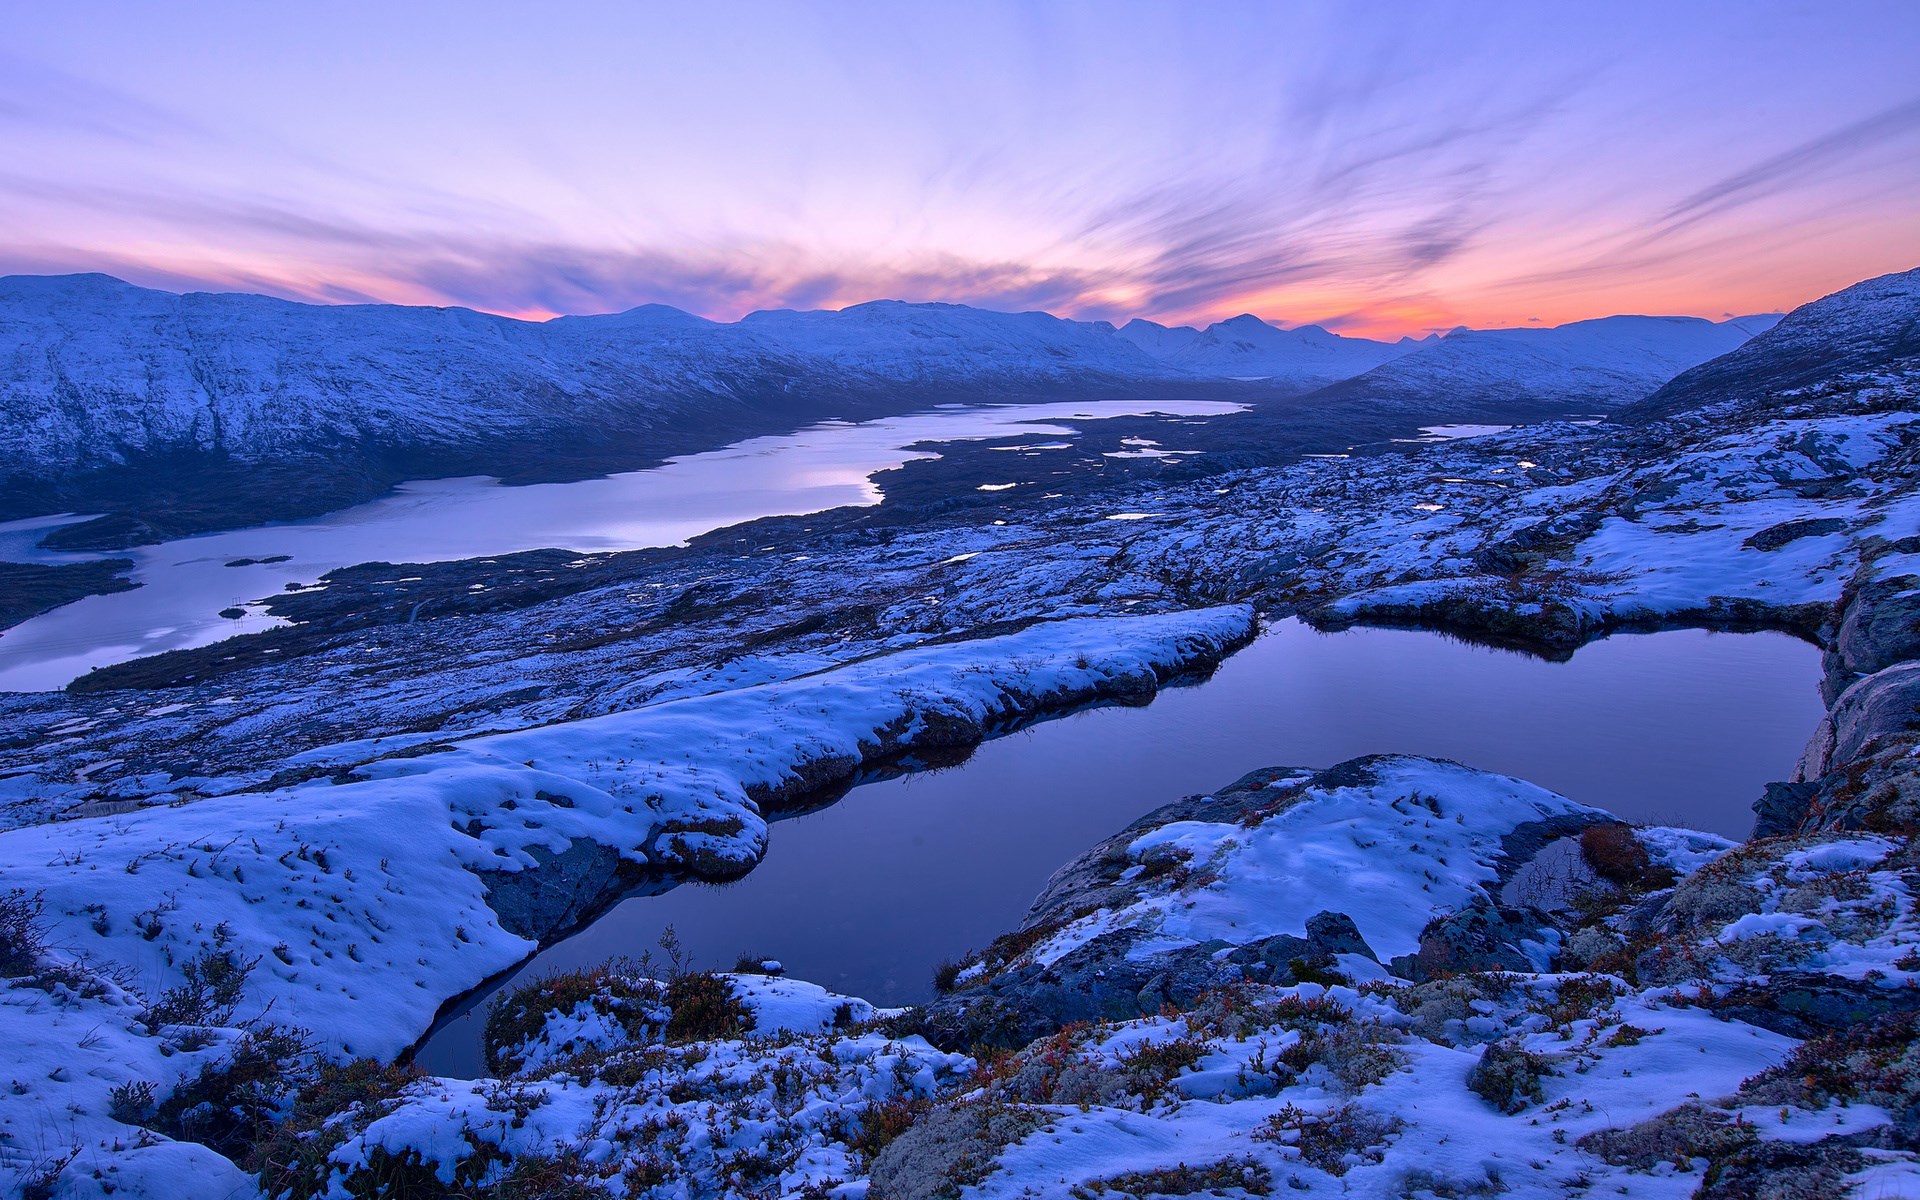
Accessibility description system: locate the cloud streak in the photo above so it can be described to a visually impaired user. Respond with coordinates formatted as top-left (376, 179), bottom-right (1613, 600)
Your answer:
top-left (2, 4), bottom-right (1918, 335)
top-left (1652, 95), bottom-right (1920, 238)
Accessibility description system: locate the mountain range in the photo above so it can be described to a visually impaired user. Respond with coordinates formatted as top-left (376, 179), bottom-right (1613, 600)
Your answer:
top-left (0, 272), bottom-right (1783, 546)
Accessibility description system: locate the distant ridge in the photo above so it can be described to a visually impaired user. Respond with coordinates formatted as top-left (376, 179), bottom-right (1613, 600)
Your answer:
top-left (1296, 312), bottom-right (1782, 415)
top-left (1620, 267), bottom-right (1920, 421)
top-left (1116, 312), bottom-right (1424, 388)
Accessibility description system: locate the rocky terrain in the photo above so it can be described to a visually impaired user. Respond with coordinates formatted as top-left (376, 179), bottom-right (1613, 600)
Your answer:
top-left (0, 267), bottom-right (1911, 1196)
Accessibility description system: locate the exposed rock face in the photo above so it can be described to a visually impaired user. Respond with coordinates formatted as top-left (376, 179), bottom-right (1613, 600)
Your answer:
top-left (1821, 663), bottom-right (1920, 774)
top-left (1766, 557), bottom-right (1920, 837)
top-left (1824, 554), bottom-right (1920, 704)
top-left (480, 837), bottom-right (650, 943)
top-left (1387, 902), bottom-right (1554, 982)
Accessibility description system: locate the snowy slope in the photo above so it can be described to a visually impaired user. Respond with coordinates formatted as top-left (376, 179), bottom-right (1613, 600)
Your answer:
top-left (1624, 267), bottom-right (1920, 420)
top-left (1116, 317), bottom-right (1205, 358)
top-left (0, 274), bottom-right (774, 476)
top-left (0, 277), bottom-right (1189, 487)
top-left (1118, 313), bottom-right (1423, 389)
top-left (1307, 313), bottom-right (1780, 414)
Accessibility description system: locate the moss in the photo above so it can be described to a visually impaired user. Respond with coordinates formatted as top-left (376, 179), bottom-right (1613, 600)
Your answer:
top-left (1074, 1157), bottom-right (1273, 1196)
top-left (1578, 1102), bottom-right (1758, 1170)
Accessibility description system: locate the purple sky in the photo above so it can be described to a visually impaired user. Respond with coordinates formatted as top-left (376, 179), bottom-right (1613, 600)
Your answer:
top-left (4, 2), bottom-right (1919, 335)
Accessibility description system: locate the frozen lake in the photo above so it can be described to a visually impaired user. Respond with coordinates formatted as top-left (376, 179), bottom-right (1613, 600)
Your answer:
top-left (416, 617), bottom-right (1823, 1075)
top-left (0, 400), bottom-right (1242, 691)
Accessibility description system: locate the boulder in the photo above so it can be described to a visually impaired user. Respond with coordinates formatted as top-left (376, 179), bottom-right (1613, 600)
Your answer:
top-left (1390, 903), bottom-right (1553, 982)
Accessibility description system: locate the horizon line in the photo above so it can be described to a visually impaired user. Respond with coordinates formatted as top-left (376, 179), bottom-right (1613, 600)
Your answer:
top-left (0, 268), bottom-right (1810, 341)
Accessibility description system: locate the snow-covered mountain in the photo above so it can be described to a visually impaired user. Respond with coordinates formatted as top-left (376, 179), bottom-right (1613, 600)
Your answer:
top-left (0, 276), bottom-right (1183, 482)
top-left (1118, 313), bottom-right (1425, 388)
top-left (737, 300), bottom-right (1174, 388)
top-left (0, 275), bottom-right (1224, 542)
top-left (1623, 267), bottom-right (1920, 421)
top-left (0, 273), bottom-right (1788, 546)
top-left (1303, 312), bottom-right (1781, 415)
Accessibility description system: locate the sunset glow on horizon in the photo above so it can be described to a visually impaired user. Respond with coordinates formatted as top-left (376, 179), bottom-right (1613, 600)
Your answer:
top-left (5, 1), bottom-right (1919, 338)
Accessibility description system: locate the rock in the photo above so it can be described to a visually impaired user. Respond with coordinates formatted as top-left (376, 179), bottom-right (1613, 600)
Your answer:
top-left (1304, 911), bottom-right (1377, 959)
top-left (1754, 778), bottom-right (1823, 838)
top-left (1824, 661), bottom-right (1920, 771)
top-left (910, 927), bottom-right (1242, 1052)
top-left (1224, 933), bottom-right (1314, 982)
top-left (481, 836), bottom-right (649, 942)
top-left (1389, 903), bottom-right (1551, 982)
top-left (1742, 516), bottom-right (1847, 552)
top-left (1824, 561), bottom-right (1920, 703)
top-left (1711, 972), bottom-right (1920, 1038)
top-left (867, 1101), bottom-right (1047, 1200)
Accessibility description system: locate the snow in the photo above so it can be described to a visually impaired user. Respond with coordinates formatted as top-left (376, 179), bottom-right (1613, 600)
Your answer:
top-left (0, 605), bottom-right (1253, 1071)
top-left (1637, 825), bottom-right (1735, 876)
top-left (0, 275), bottom-right (1273, 480)
top-left (1032, 757), bottom-right (1603, 967)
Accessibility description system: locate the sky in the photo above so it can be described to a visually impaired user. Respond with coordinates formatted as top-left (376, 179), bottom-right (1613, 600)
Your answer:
top-left (3, 2), bottom-right (1919, 338)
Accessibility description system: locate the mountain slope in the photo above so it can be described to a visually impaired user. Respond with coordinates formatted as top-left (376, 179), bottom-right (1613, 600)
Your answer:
top-left (1620, 267), bottom-right (1920, 422)
top-left (0, 276), bottom-right (1192, 480)
top-left (0, 276), bottom-right (1228, 544)
top-left (1302, 313), bottom-right (1780, 416)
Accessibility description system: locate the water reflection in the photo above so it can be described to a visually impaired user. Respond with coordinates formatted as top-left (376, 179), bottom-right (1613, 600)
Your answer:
top-left (417, 618), bottom-right (1820, 1074)
top-left (0, 401), bottom-right (1241, 690)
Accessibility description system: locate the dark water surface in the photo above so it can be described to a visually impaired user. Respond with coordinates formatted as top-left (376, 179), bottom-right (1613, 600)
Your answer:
top-left (417, 619), bottom-right (1821, 1075)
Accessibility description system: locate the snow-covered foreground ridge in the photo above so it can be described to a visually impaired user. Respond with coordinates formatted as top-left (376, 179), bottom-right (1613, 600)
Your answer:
top-left (0, 607), bottom-right (1250, 1192)
top-left (60, 752), bottom-right (1917, 1200)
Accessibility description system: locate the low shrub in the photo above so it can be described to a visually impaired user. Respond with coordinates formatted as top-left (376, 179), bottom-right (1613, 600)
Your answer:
top-left (1579, 825), bottom-right (1674, 890)
top-left (665, 972), bottom-right (754, 1043)
top-left (154, 1023), bottom-right (313, 1161)
top-left (0, 889), bottom-right (46, 976)
top-left (1254, 1102), bottom-right (1400, 1176)
top-left (140, 945), bottom-right (255, 1031)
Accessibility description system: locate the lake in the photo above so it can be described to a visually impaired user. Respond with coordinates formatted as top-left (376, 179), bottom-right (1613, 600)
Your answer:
top-left (0, 400), bottom-right (1242, 691)
top-left (415, 616), bottom-right (1822, 1076)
